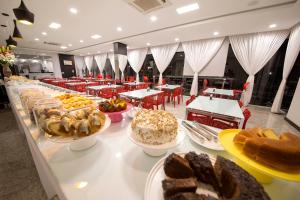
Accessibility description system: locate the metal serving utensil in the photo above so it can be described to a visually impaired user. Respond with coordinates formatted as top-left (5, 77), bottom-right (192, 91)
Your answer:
top-left (182, 120), bottom-right (211, 141)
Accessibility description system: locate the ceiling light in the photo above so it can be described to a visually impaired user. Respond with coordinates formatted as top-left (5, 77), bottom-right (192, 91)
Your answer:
top-left (110, 49), bottom-right (113, 52)
top-left (49, 22), bottom-right (61, 29)
top-left (146, 42), bottom-right (151, 46)
top-left (213, 32), bottom-right (219, 36)
top-left (41, 32), bottom-right (47, 35)
top-left (116, 27), bottom-right (122, 32)
top-left (13, 19), bottom-right (23, 39)
top-left (80, 40), bottom-right (84, 43)
top-left (174, 38), bottom-right (179, 42)
top-left (176, 3), bottom-right (199, 15)
top-left (150, 16), bottom-right (157, 22)
top-left (68, 44), bottom-right (72, 47)
top-left (13, 0), bottom-right (35, 25)
top-left (269, 24), bottom-right (277, 28)
top-left (32, 59), bottom-right (39, 63)
top-left (69, 8), bottom-right (78, 14)
top-left (6, 35), bottom-right (17, 48)
top-left (34, 38), bottom-right (39, 41)
top-left (127, 46), bottom-right (130, 49)
top-left (91, 34), bottom-right (102, 39)
top-left (87, 52), bottom-right (90, 55)
top-left (61, 46), bottom-right (67, 49)
top-left (20, 59), bottom-right (26, 62)
top-left (97, 51), bottom-right (101, 53)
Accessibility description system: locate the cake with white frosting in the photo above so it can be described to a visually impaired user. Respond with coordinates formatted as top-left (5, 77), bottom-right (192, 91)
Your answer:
top-left (131, 109), bottom-right (178, 145)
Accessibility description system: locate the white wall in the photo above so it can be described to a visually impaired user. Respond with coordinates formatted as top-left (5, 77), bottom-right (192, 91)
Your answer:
top-left (183, 39), bottom-right (229, 77)
top-left (287, 78), bottom-right (300, 127)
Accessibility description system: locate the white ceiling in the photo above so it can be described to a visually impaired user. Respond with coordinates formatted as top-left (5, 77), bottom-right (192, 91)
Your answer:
top-left (1, 0), bottom-right (300, 56)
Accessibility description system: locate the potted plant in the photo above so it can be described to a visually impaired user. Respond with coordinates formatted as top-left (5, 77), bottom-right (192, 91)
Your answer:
top-left (0, 46), bottom-right (15, 78)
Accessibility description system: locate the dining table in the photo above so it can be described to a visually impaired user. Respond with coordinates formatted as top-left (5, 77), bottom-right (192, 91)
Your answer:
top-left (204, 88), bottom-right (234, 97)
top-left (186, 95), bottom-right (244, 128)
top-left (86, 84), bottom-right (123, 95)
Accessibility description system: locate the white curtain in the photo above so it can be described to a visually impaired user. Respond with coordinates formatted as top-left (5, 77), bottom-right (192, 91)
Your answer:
top-left (151, 43), bottom-right (179, 84)
top-left (108, 53), bottom-right (115, 72)
top-left (127, 48), bottom-right (148, 82)
top-left (74, 56), bottom-right (85, 77)
top-left (182, 37), bottom-right (225, 95)
top-left (94, 53), bottom-right (107, 76)
top-left (84, 56), bottom-right (94, 73)
top-left (271, 24), bottom-right (300, 113)
top-left (229, 30), bottom-right (289, 106)
top-left (118, 54), bottom-right (128, 81)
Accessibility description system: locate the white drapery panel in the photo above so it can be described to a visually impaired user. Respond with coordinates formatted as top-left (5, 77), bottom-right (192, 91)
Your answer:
top-left (182, 37), bottom-right (225, 95)
top-left (127, 48), bottom-right (148, 82)
top-left (229, 30), bottom-right (289, 106)
top-left (74, 56), bottom-right (85, 77)
top-left (118, 54), bottom-right (128, 81)
top-left (151, 43), bottom-right (179, 84)
top-left (108, 53), bottom-right (115, 72)
top-left (271, 24), bottom-right (300, 113)
top-left (84, 56), bottom-right (94, 73)
top-left (94, 53), bottom-right (107, 76)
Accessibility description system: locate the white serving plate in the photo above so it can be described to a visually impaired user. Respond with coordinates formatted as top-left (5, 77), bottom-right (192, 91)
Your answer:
top-left (144, 153), bottom-right (218, 200)
top-left (45, 115), bottom-right (111, 151)
top-left (182, 122), bottom-right (224, 151)
top-left (127, 120), bottom-right (185, 156)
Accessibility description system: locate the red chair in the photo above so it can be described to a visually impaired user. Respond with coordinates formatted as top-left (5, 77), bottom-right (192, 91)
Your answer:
top-left (97, 74), bottom-right (103, 79)
top-left (243, 82), bottom-right (250, 91)
top-left (106, 74), bottom-right (112, 79)
top-left (162, 79), bottom-right (167, 85)
top-left (99, 88), bottom-right (114, 99)
top-left (153, 92), bottom-right (165, 110)
top-left (143, 76), bottom-right (149, 82)
top-left (242, 109), bottom-right (251, 129)
top-left (211, 118), bottom-right (239, 129)
top-left (187, 112), bottom-right (212, 126)
top-left (141, 96), bottom-right (154, 110)
top-left (172, 87), bottom-right (181, 107)
top-left (129, 76), bottom-right (135, 82)
top-left (233, 89), bottom-right (243, 100)
top-left (186, 95), bottom-right (196, 106)
top-left (238, 100), bottom-right (244, 108)
top-left (115, 86), bottom-right (126, 98)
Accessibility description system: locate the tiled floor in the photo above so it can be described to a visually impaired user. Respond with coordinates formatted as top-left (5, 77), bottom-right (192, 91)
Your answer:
top-left (0, 96), bottom-right (298, 200)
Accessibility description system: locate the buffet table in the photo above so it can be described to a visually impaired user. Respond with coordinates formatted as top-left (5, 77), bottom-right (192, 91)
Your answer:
top-left (5, 83), bottom-right (300, 200)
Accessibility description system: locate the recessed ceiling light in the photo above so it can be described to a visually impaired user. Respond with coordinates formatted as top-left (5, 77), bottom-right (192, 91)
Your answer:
top-left (150, 16), bottom-right (157, 22)
top-left (32, 59), bottom-right (39, 63)
top-left (146, 42), bottom-right (151, 46)
top-left (110, 49), bottom-right (113, 52)
top-left (213, 32), bottom-right (219, 36)
top-left (61, 46), bottom-right (67, 49)
top-left (80, 40), bottom-right (84, 43)
top-left (97, 51), bottom-right (101, 53)
top-left (34, 38), bottom-right (39, 41)
top-left (91, 34), bottom-right (102, 39)
top-left (127, 46), bottom-right (130, 49)
top-left (174, 38), bottom-right (179, 42)
top-left (87, 52), bottom-right (90, 55)
top-left (49, 22), bottom-right (61, 29)
top-left (41, 32), bottom-right (47, 36)
top-left (69, 8), bottom-right (78, 14)
top-left (116, 27), bottom-right (122, 32)
top-left (176, 3), bottom-right (199, 15)
top-left (269, 24), bottom-right (277, 28)
top-left (68, 44), bottom-right (72, 47)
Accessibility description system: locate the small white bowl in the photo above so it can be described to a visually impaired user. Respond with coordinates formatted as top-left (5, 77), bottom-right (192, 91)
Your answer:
top-left (127, 121), bottom-right (185, 156)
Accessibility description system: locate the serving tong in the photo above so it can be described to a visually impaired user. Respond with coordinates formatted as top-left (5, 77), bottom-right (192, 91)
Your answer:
top-left (181, 120), bottom-right (218, 142)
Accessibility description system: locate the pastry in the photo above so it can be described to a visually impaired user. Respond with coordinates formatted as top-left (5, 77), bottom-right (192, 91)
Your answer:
top-left (214, 156), bottom-right (270, 200)
top-left (185, 152), bottom-right (219, 191)
top-left (164, 153), bottom-right (194, 179)
top-left (234, 128), bottom-right (300, 172)
top-left (167, 193), bottom-right (217, 200)
top-left (162, 178), bottom-right (198, 198)
top-left (131, 109), bottom-right (178, 145)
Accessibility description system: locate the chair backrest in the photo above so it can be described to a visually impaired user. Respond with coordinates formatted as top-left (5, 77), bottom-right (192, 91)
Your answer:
top-left (129, 76), bottom-right (135, 82)
top-left (116, 86), bottom-right (126, 93)
top-left (186, 95), bottom-right (196, 105)
top-left (203, 79), bottom-right (209, 89)
top-left (97, 74), bottom-right (103, 79)
top-left (143, 76), bottom-right (149, 82)
top-left (142, 96), bottom-right (154, 109)
top-left (173, 87), bottom-right (181, 96)
top-left (162, 79), bottom-right (167, 85)
top-left (242, 108), bottom-right (251, 129)
top-left (106, 74), bottom-right (112, 79)
top-left (238, 100), bottom-right (244, 108)
top-left (101, 88), bottom-right (114, 95)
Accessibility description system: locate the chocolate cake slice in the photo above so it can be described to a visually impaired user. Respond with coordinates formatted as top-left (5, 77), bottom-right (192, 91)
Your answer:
top-left (164, 153), bottom-right (194, 178)
top-left (214, 156), bottom-right (270, 200)
top-left (184, 152), bottom-right (219, 191)
top-left (162, 178), bottom-right (198, 198)
top-left (167, 193), bottom-right (218, 200)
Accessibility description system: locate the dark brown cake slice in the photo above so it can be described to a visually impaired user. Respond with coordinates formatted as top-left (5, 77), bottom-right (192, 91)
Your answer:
top-left (167, 193), bottom-right (218, 200)
top-left (162, 178), bottom-right (198, 198)
top-left (214, 156), bottom-right (270, 200)
top-left (184, 152), bottom-right (219, 191)
top-left (164, 153), bottom-right (194, 178)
